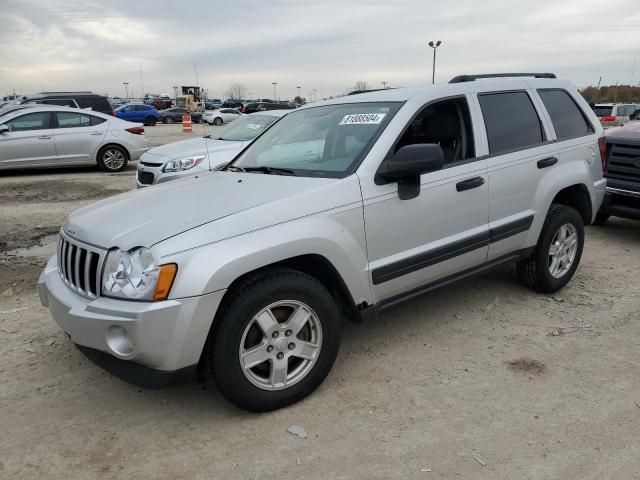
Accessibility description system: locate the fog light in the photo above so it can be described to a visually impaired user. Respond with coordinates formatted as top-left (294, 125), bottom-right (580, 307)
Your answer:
top-left (106, 325), bottom-right (133, 356)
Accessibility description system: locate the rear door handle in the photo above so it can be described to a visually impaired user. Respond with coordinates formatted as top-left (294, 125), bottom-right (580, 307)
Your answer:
top-left (456, 176), bottom-right (485, 192)
top-left (90, 132), bottom-right (103, 135)
top-left (38, 135), bottom-right (51, 140)
top-left (537, 157), bottom-right (558, 169)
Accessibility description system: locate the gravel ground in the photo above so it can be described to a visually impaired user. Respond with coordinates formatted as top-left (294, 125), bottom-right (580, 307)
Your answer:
top-left (1, 125), bottom-right (639, 479)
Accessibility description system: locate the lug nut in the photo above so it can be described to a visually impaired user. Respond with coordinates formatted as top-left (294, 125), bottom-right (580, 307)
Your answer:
top-left (272, 331), bottom-right (279, 338)
top-left (288, 342), bottom-right (295, 350)
top-left (267, 345), bottom-right (274, 353)
top-left (285, 329), bottom-right (292, 337)
top-left (277, 352), bottom-right (284, 360)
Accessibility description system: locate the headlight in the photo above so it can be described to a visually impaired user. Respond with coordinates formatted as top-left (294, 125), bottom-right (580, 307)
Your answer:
top-left (102, 247), bottom-right (177, 301)
top-left (162, 155), bottom-right (206, 173)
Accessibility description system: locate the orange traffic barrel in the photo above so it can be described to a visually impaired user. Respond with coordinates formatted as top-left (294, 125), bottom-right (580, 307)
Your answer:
top-left (182, 114), bottom-right (192, 133)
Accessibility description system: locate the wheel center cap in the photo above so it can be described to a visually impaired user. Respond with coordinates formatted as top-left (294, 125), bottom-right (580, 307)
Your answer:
top-left (274, 338), bottom-right (288, 352)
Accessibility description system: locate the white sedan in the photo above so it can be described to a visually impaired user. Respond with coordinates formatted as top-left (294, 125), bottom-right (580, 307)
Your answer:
top-left (0, 106), bottom-right (150, 172)
top-left (203, 108), bottom-right (242, 126)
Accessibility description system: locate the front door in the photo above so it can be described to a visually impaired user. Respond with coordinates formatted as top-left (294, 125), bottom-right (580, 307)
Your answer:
top-left (0, 111), bottom-right (57, 169)
top-left (361, 96), bottom-right (490, 303)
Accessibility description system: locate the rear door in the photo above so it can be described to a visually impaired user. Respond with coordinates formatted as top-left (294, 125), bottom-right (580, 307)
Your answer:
top-left (53, 111), bottom-right (108, 165)
top-left (478, 89), bottom-right (556, 260)
top-left (0, 111), bottom-right (57, 169)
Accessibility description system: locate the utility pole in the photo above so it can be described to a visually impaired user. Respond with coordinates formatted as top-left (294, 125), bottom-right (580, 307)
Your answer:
top-left (297, 85), bottom-right (301, 99)
top-left (123, 82), bottom-right (129, 100)
top-left (139, 63), bottom-right (145, 98)
top-left (173, 85), bottom-right (179, 103)
top-left (381, 81), bottom-right (388, 89)
top-left (312, 89), bottom-right (317, 102)
top-left (272, 82), bottom-right (278, 100)
top-left (428, 40), bottom-right (442, 84)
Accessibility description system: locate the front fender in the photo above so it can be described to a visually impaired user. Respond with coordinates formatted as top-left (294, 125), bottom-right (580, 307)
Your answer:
top-left (158, 207), bottom-right (371, 306)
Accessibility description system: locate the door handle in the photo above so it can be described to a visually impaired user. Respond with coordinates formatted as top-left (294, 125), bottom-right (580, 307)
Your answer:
top-left (537, 157), bottom-right (558, 169)
top-left (38, 135), bottom-right (51, 140)
top-left (456, 176), bottom-right (485, 192)
top-left (90, 132), bottom-right (103, 135)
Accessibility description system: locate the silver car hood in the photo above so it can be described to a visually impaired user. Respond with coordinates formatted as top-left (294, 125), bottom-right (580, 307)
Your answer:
top-left (606, 121), bottom-right (640, 139)
top-left (141, 137), bottom-right (247, 169)
top-left (63, 172), bottom-right (333, 251)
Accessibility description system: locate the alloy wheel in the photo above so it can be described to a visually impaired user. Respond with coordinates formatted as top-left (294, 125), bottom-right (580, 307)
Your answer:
top-left (548, 223), bottom-right (578, 278)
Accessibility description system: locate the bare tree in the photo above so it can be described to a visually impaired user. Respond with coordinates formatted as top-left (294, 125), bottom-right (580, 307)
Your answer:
top-left (353, 81), bottom-right (369, 92)
top-left (224, 83), bottom-right (249, 100)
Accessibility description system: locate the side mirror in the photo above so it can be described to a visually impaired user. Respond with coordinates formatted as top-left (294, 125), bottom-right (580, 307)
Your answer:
top-left (0, 125), bottom-right (9, 134)
top-left (376, 144), bottom-right (445, 200)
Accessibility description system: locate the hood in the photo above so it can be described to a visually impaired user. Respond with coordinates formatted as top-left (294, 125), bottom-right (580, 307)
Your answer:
top-left (63, 171), bottom-right (332, 251)
top-left (606, 121), bottom-right (640, 140)
top-left (140, 136), bottom-right (246, 169)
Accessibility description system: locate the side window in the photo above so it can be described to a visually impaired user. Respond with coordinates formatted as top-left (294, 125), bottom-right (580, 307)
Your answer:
top-left (394, 97), bottom-right (475, 166)
top-left (478, 91), bottom-right (544, 155)
top-left (89, 115), bottom-right (107, 126)
top-left (537, 89), bottom-right (594, 140)
top-left (42, 99), bottom-right (76, 107)
top-left (56, 112), bottom-right (91, 128)
top-left (134, 105), bottom-right (148, 111)
top-left (6, 112), bottom-right (50, 131)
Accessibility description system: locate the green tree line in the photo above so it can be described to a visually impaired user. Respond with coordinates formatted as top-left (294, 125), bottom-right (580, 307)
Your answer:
top-left (580, 85), bottom-right (640, 104)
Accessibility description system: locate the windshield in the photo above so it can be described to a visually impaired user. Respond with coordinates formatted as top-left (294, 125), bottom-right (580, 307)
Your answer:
top-left (228, 102), bottom-right (400, 177)
top-left (214, 114), bottom-right (278, 141)
top-left (592, 106), bottom-right (613, 117)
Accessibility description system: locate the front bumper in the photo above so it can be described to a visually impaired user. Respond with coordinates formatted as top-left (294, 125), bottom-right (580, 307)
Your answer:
top-left (38, 256), bottom-right (226, 383)
top-left (599, 186), bottom-right (640, 220)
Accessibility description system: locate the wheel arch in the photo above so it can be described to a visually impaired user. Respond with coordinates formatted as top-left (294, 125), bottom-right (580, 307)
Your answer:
top-left (550, 183), bottom-right (592, 225)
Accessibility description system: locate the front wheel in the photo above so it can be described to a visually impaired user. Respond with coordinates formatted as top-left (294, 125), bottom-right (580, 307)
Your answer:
top-left (164, 116), bottom-right (175, 124)
top-left (145, 116), bottom-right (157, 126)
top-left (517, 204), bottom-right (584, 293)
top-left (213, 117), bottom-right (223, 126)
top-left (204, 268), bottom-right (341, 412)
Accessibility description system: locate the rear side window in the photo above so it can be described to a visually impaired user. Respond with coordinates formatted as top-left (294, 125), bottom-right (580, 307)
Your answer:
top-left (478, 91), bottom-right (545, 155)
top-left (77, 97), bottom-right (111, 112)
top-left (90, 115), bottom-right (106, 126)
top-left (538, 89), bottom-right (594, 140)
top-left (592, 106), bottom-right (613, 117)
top-left (56, 112), bottom-right (91, 128)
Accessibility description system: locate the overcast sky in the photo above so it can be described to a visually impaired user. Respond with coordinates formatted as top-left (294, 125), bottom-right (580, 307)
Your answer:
top-left (0, 0), bottom-right (638, 100)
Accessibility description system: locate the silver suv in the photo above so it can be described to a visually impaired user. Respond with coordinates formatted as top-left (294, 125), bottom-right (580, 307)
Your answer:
top-left (39, 73), bottom-right (606, 411)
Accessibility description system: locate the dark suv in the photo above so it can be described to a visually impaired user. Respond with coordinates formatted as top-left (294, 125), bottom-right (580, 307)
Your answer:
top-left (595, 122), bottom-right (640, 223)
top-left (17, 92), bottom-right (113, 115)
top-left (241, 102), bottom-right (295, 114)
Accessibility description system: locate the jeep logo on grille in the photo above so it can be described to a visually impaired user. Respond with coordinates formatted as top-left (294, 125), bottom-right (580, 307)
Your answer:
top-left (66, 224), bottom-right (78, 235)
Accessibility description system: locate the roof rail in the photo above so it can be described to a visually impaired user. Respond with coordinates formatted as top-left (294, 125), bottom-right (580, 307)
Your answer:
top-left (449, 73), bottom-right (557, 84)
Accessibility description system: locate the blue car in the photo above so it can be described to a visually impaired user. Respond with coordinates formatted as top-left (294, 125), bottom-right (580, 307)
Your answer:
top-left (114, 103), bottom-right (161, 126)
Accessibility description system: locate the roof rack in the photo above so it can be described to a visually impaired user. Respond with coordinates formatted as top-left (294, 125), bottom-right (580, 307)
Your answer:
top-left (449, 73), bottom-right (557, 84)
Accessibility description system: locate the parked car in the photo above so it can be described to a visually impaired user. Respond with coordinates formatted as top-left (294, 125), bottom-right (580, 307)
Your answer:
top-left (150, 97), bottom-right (172, 110)
top-left (17, 92), bottom-right (113, 115)
top-left (241, 102), bottom-right (295, 114)
top-left (205, 99), bottom-right (222, 110)
top-left (592, 103), bottom-right (640, 128)
top-left (593, 120), bottom-right (640, 223)
top-left (0, 106), bottom-right (149, 172)
top-left (202, 108), bottom-right (242, 125)
top-left (114, 104), bottom-right (161, 126)
top-left (136, 110), bottom-right (287, 187)
top-left (0, 103), bottom-right (59, 118)
top-left (39, 73), bottom-right (605, 411)
top-left (222, 100), bottom-right (244, 109)
top-left (159, 107), bottom-right (202, 124)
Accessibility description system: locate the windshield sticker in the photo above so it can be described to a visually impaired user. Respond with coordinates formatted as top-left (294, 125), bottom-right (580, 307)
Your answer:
top-left (245, 123), bottom-right (262, 130)
top-left (339, 113), bottom-right (386, 125)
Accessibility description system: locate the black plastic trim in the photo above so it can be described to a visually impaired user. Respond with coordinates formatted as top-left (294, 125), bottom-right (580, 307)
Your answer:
top-left (76, 345), bottom-right (197, 389)
top-left (371, 231), bottom-right (491, 285)
top-left (489, 215), bottom-right (534, 243)
top-left (371, 215), bottom-right (535, 285)
top-left (376, 248), bottom-right (535, 311)
top-left (537, 157), bottom-right (558, 169)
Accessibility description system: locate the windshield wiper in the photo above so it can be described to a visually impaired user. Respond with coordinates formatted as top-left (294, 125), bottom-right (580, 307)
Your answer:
top-left (225, 165), bottom-right (246, 172)
top-left (242, 166), bottom-right (295, 176)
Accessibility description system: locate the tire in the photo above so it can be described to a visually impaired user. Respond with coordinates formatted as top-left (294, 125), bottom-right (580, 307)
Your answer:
top-left (592, 211), bottom-right (610, 225)
top-left (213, 117), bottom-right (223, 126)
top-left (164, 116), bottom-right (175, 124)
top-left (97, 145), bottom-right (128, 172)
top-left (517, 204), bottom-right (584, 293)
top-left (145, 116), bottom-right (157, 126)
top-left (204, 268), bottom-right (341, 412)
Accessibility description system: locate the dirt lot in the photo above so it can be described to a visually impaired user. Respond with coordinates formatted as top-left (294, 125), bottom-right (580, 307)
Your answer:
top-left (1, 125), bottom-right (640, 479)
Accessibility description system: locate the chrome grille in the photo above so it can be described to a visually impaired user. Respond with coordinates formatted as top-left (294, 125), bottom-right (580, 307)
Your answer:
top-left (57, 235), bottom-right (104, 298)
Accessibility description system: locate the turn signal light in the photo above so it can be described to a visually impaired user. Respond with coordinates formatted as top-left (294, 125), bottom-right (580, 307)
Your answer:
top-left (153, 264), bottom-right (178, 300)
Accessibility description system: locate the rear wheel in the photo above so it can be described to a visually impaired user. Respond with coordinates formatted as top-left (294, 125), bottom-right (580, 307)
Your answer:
top-left (164, 116), bottom-right (175, 124)
top-left (97, 145), bottom-right (128, 172)
top-left (517, 204), bottom-right (584, 293)
top-left (214, 117), bottom-right (223, 126)
top-left (145, 116), bottom-right (157, 126)
top-left (204, 268), bottom-right (341, 412)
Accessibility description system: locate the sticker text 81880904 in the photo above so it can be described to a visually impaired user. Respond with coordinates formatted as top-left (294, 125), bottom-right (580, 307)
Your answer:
top-left (338, 113), bottom-right (386, 125)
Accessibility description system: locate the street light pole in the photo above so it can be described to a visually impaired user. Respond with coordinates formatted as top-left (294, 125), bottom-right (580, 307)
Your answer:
top-left (272, 82), bottom-right (278, 100)
top-left (428, 40), bottom-right (442, 84)
top-left (297, 85), bottom-right (301, 99)
top-left (381, 81), bottom-right (388, 89)
top-left (123, 82), bottom-right (129, 100)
